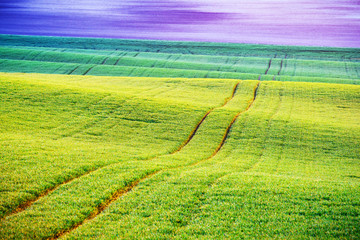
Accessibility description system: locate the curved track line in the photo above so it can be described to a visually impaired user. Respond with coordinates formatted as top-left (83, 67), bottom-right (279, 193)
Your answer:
top-left (82, 66), bottom-right (95, 75)
top-left (273, 59), bottom-right (284, 80)
top-left (265, 59), bottom-right (272, 75)
top-left (48, 82), bottom-right (258, 239)
top-left (2, 82), bottom-right (240, 220)
top-left (49, 170), bottom-right (160, 240)
top-left (172, 82), bottom-right (240, 154)
top-left (191, 81), bottom-right (260, 167)
top-left (1, 168), bottom-right (99, 220)
top-left (278, 60), bottom-right (284, 75)
top-left (101, 57), bottom-right (109, 65)
top-left (68, 65), bottom-right (80, 75)
top-left (210, 82), bottom-right (260, 157)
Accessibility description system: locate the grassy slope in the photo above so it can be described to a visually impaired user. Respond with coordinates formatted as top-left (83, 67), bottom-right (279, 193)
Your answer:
top-left (0, 73), bottom-right (241, 217)
top-left (65, 81), bottom-right (360, 239)
top-left (0, 73), bottom-right (359, 239)
top-left (0, 35), bottom-right (359, 239)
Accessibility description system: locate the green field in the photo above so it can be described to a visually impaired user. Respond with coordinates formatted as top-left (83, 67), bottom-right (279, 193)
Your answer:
top-left (0, 35), bottom-right (359, 239)
top-left (0, 35), bottom-right (359, 85)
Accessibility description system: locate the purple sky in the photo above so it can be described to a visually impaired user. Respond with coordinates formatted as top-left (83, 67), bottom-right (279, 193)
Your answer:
top-left (0, 0), bottom-right (360, 47)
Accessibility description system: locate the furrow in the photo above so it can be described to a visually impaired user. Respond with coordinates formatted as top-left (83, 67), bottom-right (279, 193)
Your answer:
top-left (172, 82), bottom-right (240, 154)
top-left (265, 59), bottom-right (272, 74)
top-left (101, 57), bottom-right (109, 65)
top-left (1, 82), bottom-right (240, 220)
top-left (114, 55), bottom-right (124, 65)
top-left (82, 66), bottom-right (95, 75)
top-left (1, 168), bottom-right (99, 220)
top-left (68, 65), bottom-right (80, 75)
top-left (192, 81), bottom-right (260, 167)
top-left (48, 170), bottom-right (160, 240)
top-left (48, 82), bottom-right (257, 238)
top-left (211, 82), bottom-right (260, 157)
top-left (278, 59), bottom-right (284, 75)
top-left (273, 59), bottom-right (284, 80)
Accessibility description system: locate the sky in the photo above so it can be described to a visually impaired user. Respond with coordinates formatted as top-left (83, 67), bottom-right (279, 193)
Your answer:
top-left (0, 0), bottom-right (359, 47)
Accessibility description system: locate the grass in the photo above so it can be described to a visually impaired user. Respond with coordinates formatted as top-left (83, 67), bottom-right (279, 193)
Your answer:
top-left (0, 35), bottom-right (359, 239)
top-left (62, 81), bottom-right (360, 240)
top-left (0, 35), bottom-right (359, 85)
top-left (0, 72), bottom-right (359, 239)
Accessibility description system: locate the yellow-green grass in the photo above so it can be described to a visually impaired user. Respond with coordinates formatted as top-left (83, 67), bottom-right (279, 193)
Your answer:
top-left (0, 73), bottom-right (359, 239)
top-left (62, 81), bottom-right (360, 239)
top-left (0, 73), bottom-right (260, 237)
top-left (0, 73), bottom-right (248, 216)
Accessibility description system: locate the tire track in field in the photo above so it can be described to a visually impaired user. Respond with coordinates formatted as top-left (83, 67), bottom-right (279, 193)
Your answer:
top-left (82, 66), bottom-right (95, 75)
top-left (47, 81), bottom-right (260, 239)
top-left (0, 167), bottom-right (101, 221)
top-left (270, 88), bottom-right (295, 175)
top-left (190, 81), bottom-right (260, 167)
top-left (175, 83), bottom-right (280, 234)
top-left (68, 65), bottom-right (80, 75)
top-left (85, 56), bottom-right (95, 64)
top-left (114, 52), bottom-right (126, 65)
top-left (101, 57), bottom-right (109, 65)
top-left (30, 50), bottom-right (46, 61)
top-left (172, 81), bottom-right (241, 154)
top-left (265, 59), bottom-right (272, 75)
top-left (48, 170), bottom-right (161, 240)
top-left (2, 82), bottom-right (240, 221)
top-left (273, 59), bottom-right (284, 80)
top-left (51, 64), bottom-right (67, 74)
top-left (19, 50), bottom-right (33, 60)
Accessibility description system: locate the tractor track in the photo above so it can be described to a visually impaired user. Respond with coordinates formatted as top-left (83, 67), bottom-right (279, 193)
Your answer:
top-left (190, 81), bottom-right (260, 167)
top-left (48, 170), bottom-right (160, 240)
top-left (1, 81), bottom-right (241, 221)
top-left (172, 81), bottom-right (241, 154)
top-left (0, 167), bottom-right (99, 220)
top-left (82, 66), bottom-right (95, 75)
top-left (101, 57), bottom-right (109, 65)
top-left (68, 65), bottom-right (80, 75)
top-left (265, 59), bottom-right (272, 75)
top-left (47, 81), bottom-right (260, 239)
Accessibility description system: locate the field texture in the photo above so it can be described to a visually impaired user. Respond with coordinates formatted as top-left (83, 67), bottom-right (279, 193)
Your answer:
top-left (0, 35), bottom-right (359, 239)
top-left (0, 35), bottom-right (360, 85)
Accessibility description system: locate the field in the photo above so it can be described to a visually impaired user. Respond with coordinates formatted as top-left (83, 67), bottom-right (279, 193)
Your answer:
top-left (0, 35), bottom-right (359, 239)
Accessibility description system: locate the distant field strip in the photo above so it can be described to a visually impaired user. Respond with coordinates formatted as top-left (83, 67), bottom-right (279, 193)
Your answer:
top-left (1, 35), bottom-right (360, 61)
top-left (0, 35), bottom-right (359, 84)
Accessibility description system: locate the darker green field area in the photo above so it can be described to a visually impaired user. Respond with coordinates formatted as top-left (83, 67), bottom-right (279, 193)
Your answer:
top-left (0, 35), bottom-right (359, 84)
